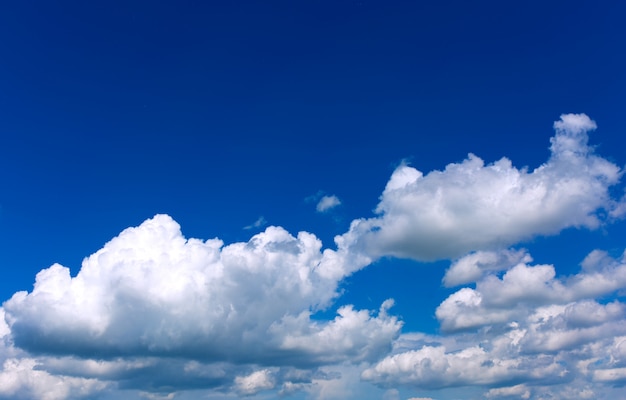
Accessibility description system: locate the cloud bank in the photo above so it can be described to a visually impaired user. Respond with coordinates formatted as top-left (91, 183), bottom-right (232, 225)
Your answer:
top-left (1, 114), bottom-right (625, 399)
top-left (363, 249), bottom-right (626, 399)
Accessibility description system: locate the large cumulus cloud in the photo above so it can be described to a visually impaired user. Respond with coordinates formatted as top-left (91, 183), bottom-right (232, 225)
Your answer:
top-left (4, 216), bottom-right (398, 363)
top-left (1, 215), bottom-right (400, 397)
top-left (339, 114), bottom-right (622, 261)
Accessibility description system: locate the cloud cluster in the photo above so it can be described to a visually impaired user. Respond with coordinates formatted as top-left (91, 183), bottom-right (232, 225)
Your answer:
top-left (1, 114), bottom-right (625, 399)
top-left (339, 114), bottom-right (622, 261)
top-left (363, 248), bottom-right (626, 398)
top-left (436, 249), bottom-right (626, 332)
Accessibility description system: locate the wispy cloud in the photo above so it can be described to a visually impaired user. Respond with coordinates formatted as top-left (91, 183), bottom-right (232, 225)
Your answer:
top-left (316, 195), bottom-right (341, 212)
top-left (243, 215), bottom-right (267, 230)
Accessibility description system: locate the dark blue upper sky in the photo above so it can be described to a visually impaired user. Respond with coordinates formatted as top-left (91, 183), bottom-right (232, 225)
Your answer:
top-left (2, 0), bottom-right (626, 322)
top-left (0, 2), bottom-right (626, 398)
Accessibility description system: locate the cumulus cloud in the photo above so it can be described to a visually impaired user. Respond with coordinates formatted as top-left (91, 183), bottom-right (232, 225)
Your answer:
top-left (337, 113), bottom-right (622, 261)
top-left (235, 369), bottom-right (276, 395)
top-left (443, 249), bottom-right (532, 287)
top-left (316, 195), bottom-right (341, 212)
top-left (274, 300), bottom-right (400, 364)
top-left (365, 247), bottom-right (626, 396)
top-left (0, 357), bottom-right (108, 400)
top-left (362, 344), bottom-right (566, 389)
top-left (436, 249), bottom-right (626, 332)
top-left (1, 215), bottom-right (400, 397)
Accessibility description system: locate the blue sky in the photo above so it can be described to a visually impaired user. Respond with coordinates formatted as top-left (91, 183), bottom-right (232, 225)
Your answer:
top-left (1, 1), bottom-right (626, 399)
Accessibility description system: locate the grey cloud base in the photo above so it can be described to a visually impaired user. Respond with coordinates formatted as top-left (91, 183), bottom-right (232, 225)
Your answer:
top-left (1, 114), bottom-right (626, 399)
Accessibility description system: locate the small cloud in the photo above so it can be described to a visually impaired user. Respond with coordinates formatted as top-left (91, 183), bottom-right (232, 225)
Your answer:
top-left (243, 216), bottom-right (267, 230)
top-left (316, 195), bottom-right (341, 213)
top-left (235, 369), bottom-right (275, 395)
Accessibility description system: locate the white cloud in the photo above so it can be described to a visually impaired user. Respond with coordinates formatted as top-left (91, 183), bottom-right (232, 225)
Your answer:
top-left (436, 249), bottom-right (626, 332)
top-left (1, 215), bottom-right (400, 397)
top-left (0, 311), bottom-right (8, 340)
top-left (362, 344), bottom-right (566, 389)
top-left (485, 384), bottom-right (530, 399)
top-left (592, 367), bottom-right (626, 383)
top-left (234, 369), bottom-right (275, 395)
top-left (337, 113), bottom-right (622, 261)
top-left (0, 357), bottom-right (107, 400)
top-left (317, 195), bottom-right (341, 212)
top-left (366, 247), bottom-right (626, 395)
top-left (443, 249), bottom-right (531, 287)
top-left (273, 300), bottom-right (400, 364)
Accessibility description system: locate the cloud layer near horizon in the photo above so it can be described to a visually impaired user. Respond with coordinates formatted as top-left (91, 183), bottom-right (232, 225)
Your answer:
top-left (363, 249), bottom-right (626, 398)
top-left (1, 114), bottom-right (625, 399)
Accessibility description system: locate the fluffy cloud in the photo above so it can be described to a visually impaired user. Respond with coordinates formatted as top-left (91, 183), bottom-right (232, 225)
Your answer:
top-left (362, 344), bottom-right (566, 389)
top-left (365, 248), bottom-right (626, 397)
top-left (436, 249), bottom-right (626, 332)
top-left (443, 249), bottom-right (532, 287)
top-left (0, 357), bottom-right (108, 400)
top-left (1, 215), bottom-right (400, 397)
top-left (338, 114), bottom-right (622, 261)
top-left (235, 369), bottom-right (275, 395)
top-left (316, 195), bottom-right (342, 212)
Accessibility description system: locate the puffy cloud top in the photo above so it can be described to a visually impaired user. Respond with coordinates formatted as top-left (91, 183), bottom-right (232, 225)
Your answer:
top-left (337, 113), bottom-right (622, 261)
top-left (3, 215), bottom-right (400, 366)
top-left (365, 249), bottom-right (626, 395)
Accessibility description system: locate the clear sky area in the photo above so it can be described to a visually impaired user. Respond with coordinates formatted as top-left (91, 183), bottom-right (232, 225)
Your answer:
top-left (1, 1), bottom-right (626, 399)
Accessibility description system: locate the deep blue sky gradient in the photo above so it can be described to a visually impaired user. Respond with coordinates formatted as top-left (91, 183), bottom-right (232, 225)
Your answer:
top-left (1, 0), bottom-right (625, 335)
